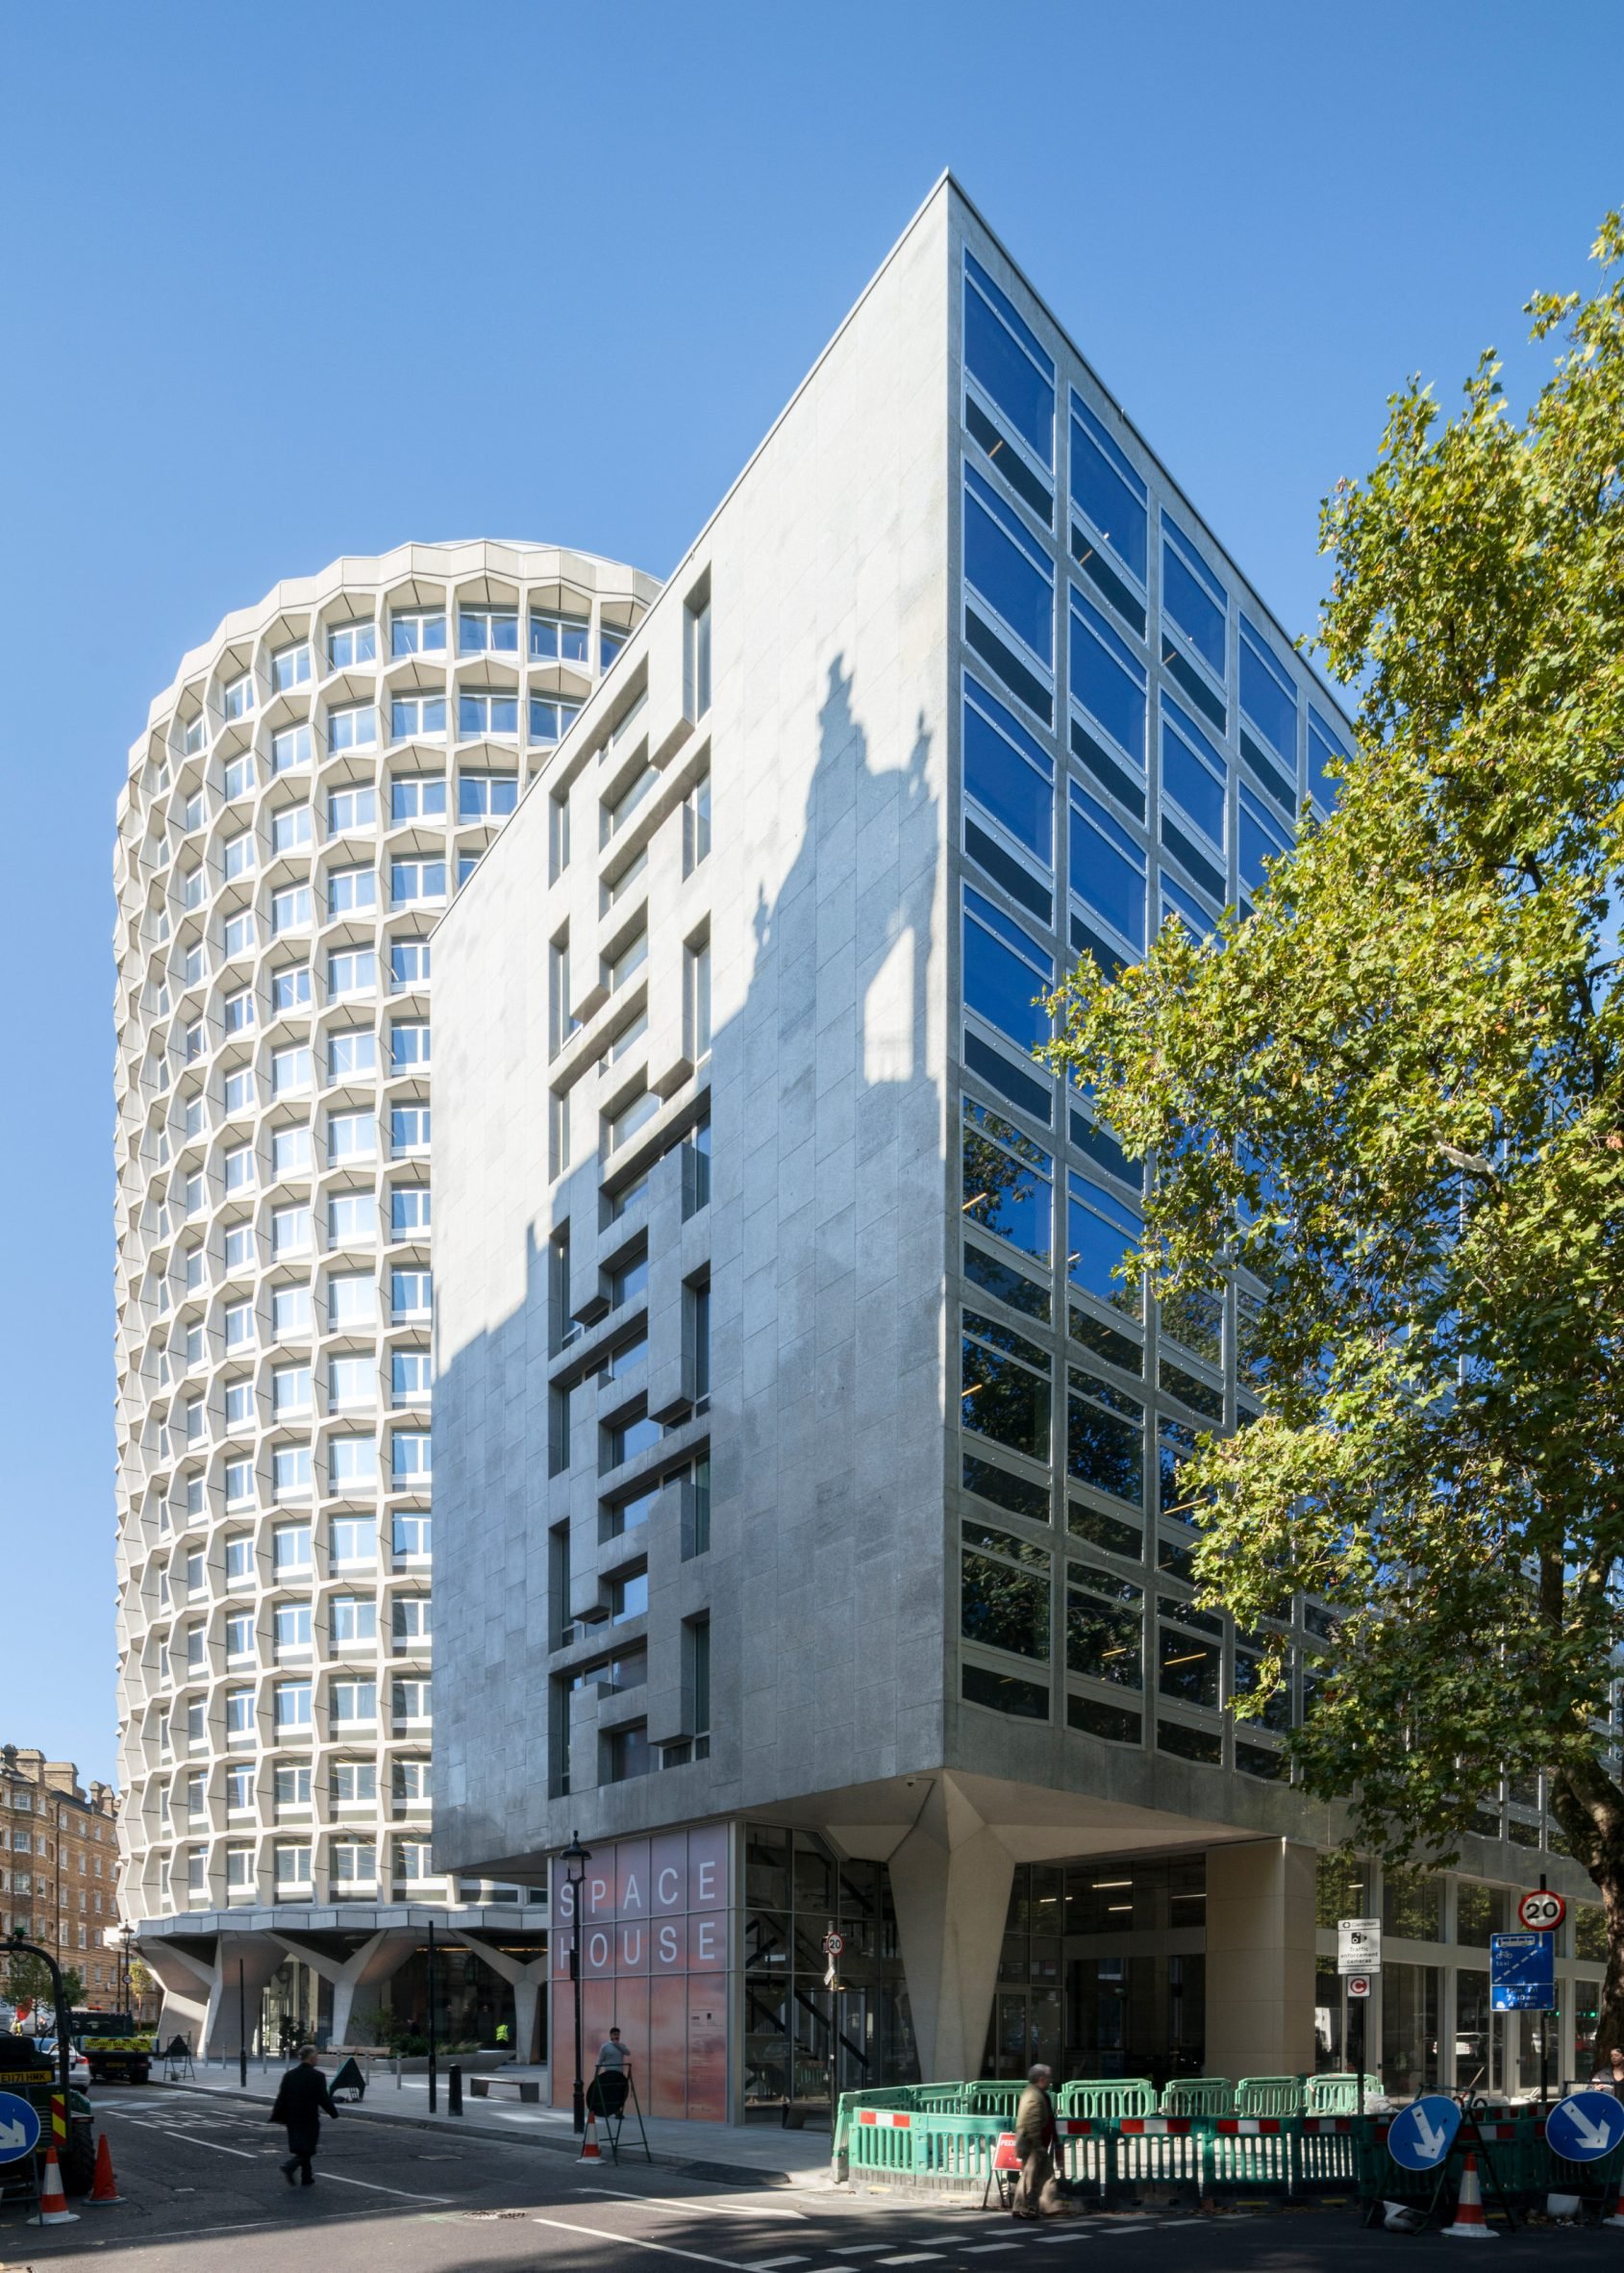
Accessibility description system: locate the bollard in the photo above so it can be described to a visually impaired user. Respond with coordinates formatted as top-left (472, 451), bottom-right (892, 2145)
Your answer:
top-left (448, 2062), bottom-right (463, 2117)
top-left (395, 2052), bottom-right (402, 2090)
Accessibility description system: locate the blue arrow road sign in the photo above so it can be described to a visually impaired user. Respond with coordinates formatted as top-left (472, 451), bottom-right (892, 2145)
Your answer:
top-left (0, 2090), bottom-right (41, 2165)
top-left (1490, 1930), bottom-right (1555, 2011)
top-left (1547, 2091), bottom-right (1624, 2163)
top-left (1387, 2094), bottom-right (1462, 2170)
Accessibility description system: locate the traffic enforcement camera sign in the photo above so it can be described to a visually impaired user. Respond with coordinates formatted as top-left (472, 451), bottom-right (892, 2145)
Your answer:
top-left (1518, 1888), bottom-right (1566, 1932)
top-left (1338, 1916), bottom-right (1382, 1975)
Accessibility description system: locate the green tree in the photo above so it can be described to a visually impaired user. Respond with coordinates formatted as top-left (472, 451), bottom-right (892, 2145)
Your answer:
top-left (1047, 214), bottom-right (1624, 2055)
top-left (3, 1948), bottom-right (74, 2020)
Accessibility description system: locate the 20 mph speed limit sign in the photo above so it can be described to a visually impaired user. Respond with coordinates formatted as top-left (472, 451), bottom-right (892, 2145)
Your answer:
top-left (1519, 1889), bottom-right (1566, 1932)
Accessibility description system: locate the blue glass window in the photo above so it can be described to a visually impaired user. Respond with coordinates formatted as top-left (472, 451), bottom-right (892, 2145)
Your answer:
top-left (1159, 868), bottom-right (1217, 940)
top-left (1067, 1373), bottom-right (1145, 1509)
top-left (962, 1308), bottom-right (1052, 1466)
top-left (1067, 1171), bottom-right (1143, 1319)
top-left (1238, 784), bottom-right (1288, 894)
top-left (1069, 784), bottom-right (1145, 954)
top-left (962, 1096), bottom-right (1053, 1264)
top-left (1070, 398), bottom-right (1147, 584)
top-left (963, 673), bottom-right (1054, 864)
top-left (1161, 515), bottom-right (1227, 680)
top-left (963, 887), bottom-right (1053, 1054)
top-left (1309, 707), bottom-right (1350, 809)
top-left (964, 468), bottom-right (1053, 665)
top-left (964, 252), bottom-right (1055, 468)
top-left (1239, 617), bottom-right (1298, 766)
top-left (1070, 592), bottom-right (1146, 767)
top-left (1161, 697), bottom-right (1227, 848)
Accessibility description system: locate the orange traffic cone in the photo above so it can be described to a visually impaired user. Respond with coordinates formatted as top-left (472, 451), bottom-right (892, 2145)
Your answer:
top-left (88, 2131), bottom-right (123, 2204)
top-left (1441, 2151), bottom-right (1496, 2241)
top-left (1604, 2176), bottom-right (1624, 2230)
top-left (33, 2145), bottom-right (81, 2226)
top-left (578, 2111), bottom-right (602, 2162)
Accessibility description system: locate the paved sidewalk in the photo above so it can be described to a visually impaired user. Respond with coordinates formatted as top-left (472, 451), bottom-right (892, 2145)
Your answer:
top-left (156, 2058), bottom-right (839, 2185)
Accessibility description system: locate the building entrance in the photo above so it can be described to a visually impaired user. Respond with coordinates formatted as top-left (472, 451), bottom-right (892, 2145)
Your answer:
top-left (982, 1854), bottom-right (1207, 2087)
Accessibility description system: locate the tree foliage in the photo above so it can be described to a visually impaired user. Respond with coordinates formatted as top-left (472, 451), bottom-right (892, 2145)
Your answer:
top-left (1047, 214), bottom-right (1624, 2045)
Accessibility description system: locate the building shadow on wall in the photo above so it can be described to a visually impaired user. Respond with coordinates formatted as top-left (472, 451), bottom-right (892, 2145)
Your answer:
top-left (435, 650), bottom-right (939, 1909)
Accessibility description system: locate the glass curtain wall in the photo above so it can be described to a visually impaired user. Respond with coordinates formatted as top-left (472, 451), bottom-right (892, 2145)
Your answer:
top-left (742, 1826), bottom-right (915, 2115)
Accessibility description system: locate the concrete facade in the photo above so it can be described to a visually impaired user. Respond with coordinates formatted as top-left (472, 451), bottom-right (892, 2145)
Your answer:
top-left (432, 178), bottom-right (1604, 2117)
top-left (112, 541), bottom-right (658, 2052)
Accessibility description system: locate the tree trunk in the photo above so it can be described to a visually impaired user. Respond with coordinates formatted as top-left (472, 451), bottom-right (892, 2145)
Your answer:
top-left (1550, 1764), bottom-right (1624, 2069)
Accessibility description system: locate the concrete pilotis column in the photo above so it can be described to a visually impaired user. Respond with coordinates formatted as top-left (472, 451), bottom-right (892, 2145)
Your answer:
top-left (137, 1937), bottom-right (214, 2055)
top-left (887, 1777), bottom-right (1014, 2084)
top-left (271, 1928), bottom-right (420, 2049)
top-left (1204, 1839), bottom-right (1316, 2083)
top-left (451, 1929), bottom-right (550, 2062)
top-left (513, 1975), bottom-right (543, 2064)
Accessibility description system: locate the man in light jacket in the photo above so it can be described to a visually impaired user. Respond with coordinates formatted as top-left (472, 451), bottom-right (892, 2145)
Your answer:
top-left (1012, 2061), bottom-right (1058, 2219)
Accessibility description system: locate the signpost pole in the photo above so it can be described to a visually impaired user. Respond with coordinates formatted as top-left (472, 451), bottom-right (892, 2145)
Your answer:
top-left (1354, 1988), bottom-right (1365, 2118)
top-left (237, 1960), bottom-right (247, 2089)
top-left (1539, 1875), bottom-right (1550, 2112)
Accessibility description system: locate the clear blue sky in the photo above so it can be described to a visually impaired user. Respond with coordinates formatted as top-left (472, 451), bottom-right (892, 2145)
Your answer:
top-left (1, 1), bottom-right (1614, 1783)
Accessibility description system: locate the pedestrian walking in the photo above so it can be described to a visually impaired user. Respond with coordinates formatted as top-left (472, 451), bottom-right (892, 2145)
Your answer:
top-left (269, 2043), bottom-right (339, 2186)
top-left (1011, 2061), bottom-right (1059, 2221)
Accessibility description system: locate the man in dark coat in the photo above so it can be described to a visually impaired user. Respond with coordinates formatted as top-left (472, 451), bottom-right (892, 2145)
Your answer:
top-left (269, 2044), bottom-right (338, 2186)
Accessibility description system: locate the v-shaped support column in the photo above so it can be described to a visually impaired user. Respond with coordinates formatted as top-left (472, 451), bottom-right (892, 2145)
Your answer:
top-left (887, 1777), bottom-right (1013, 2084)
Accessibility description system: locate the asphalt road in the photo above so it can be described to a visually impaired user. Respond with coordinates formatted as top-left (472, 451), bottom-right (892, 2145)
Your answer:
top-left (3, 2089), bottom-right (1620, 2271)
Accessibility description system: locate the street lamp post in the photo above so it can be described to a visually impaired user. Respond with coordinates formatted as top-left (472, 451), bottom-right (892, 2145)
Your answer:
top-left (562, 1831), bottom-right (591, 2135)
top-left (118, 1924), bottom-right (135, 2016)
top-left (427, 1912), bottom-right (437, 2114)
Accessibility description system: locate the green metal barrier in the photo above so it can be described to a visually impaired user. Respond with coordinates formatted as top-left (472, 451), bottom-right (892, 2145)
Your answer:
top-left (963, 2082), bottom-right (1023, 2118)
top-left (834, 2085), bottom-right (916, 2158)
top-left (844, 2108), bottom-right (920, 2178)
top-left (1295, 2116), bottom-right (1361, 2191)
top-left (1203, 2117), bottom-right (1294, 2195)
top-left (1056, 2077), bottom-right (1158, 2119)
top-left (1236, 2074), bottom-right (1306, 2117)
top-left (912, 2086), bottom-right (972, 2114)
top-left (1303, 2073), bottom-right (1362, 2115)
top-left (1529, 2117), bottom-right (1624, 2211)
top-left (1161, 2076), bottom-right (1235, 2117)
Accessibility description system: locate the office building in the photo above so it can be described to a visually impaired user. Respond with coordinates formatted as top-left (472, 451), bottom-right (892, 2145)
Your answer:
top-left (112, 541), bottom-right (657, 2054)
top-left (431, 179), bottom-right (1603, 2120)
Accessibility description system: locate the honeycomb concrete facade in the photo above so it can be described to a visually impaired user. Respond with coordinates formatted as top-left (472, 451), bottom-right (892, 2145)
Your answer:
top-left (113, 540), bottom-right (657, 2053)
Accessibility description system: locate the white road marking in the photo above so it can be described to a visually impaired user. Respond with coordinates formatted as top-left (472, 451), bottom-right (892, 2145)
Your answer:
top-left (532, 2214), bottom-right (752, 2269)
top-left (111, 2119), bottom-right (257, 2158)
top-left (578, 2186), bottom-right (807, 2222)
top-left (316, 2169), bottom-right (453, 2203)
top-left (876, 2257), bottom-right (942, 2265)
top-left (741, 2258), bottom-right (811, 2268)
top-left (961, 2248), bottom-right (1021, 2257)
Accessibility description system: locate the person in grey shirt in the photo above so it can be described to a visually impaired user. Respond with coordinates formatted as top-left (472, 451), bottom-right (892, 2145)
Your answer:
top-left (596, 2027), bottom-right (628, 2073)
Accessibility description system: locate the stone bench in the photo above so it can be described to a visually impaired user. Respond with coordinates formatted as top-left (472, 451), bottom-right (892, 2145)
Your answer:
top-left (470, 2074), bottom-right (540, 2103)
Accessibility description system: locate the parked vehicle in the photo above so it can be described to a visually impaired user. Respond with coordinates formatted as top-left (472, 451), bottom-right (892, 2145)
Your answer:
top-left (0, 2034), bottom-right (98, 2194)
top-left (70, 2010), bottom-right (154, 2086)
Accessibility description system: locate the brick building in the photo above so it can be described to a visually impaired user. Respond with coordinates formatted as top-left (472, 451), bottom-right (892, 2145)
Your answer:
top-left (1, 1745), bottom-right (124, 2008)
